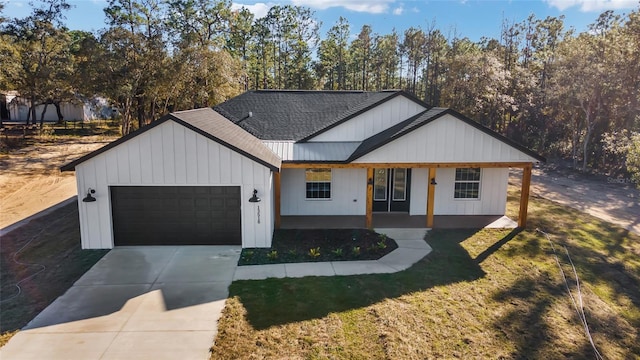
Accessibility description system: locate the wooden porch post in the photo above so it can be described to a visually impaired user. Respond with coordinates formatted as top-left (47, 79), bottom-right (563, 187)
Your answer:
top-left (427, 168), bottom-right (436, 228)
top-left (366, 168), bottom-right (373, 229)
top-left (518, 164), bottom-right (532, 228)
top-left (274, 171), bottom-right (281, 229)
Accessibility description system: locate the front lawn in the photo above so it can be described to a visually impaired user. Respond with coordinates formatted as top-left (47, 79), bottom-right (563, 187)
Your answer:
top-left (239, 229), bottom-right (398, 265)
top-left (211, 190), bottom-right (640, 359)
top-left (0, 202), bottom-right (108, 346)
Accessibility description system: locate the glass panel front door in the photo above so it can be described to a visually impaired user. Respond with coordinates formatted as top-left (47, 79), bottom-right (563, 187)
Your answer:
top-left (372, 168), bottom-right (411, 212)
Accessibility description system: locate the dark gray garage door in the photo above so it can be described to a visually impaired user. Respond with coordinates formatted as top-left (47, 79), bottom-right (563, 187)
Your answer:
top-left (111, 186), bottom-right (241, 246)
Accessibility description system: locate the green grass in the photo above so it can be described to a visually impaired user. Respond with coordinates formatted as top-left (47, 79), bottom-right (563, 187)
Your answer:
top-left (211, 190), bottom-right (640, 359)
top-left (0, 202), bottom-right (108, 343)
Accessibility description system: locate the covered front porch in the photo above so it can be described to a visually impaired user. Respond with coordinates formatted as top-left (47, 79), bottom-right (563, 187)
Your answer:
top-left (280, 214), bottom-right (518, 229)
top-left (274, 162), bottom-right (533, 230)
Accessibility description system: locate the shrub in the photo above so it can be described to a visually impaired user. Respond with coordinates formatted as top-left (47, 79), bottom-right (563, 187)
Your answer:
top-left (331, 248), bottom-right (343, 257)
top-left (308, 247), bottom-right (321, 258)
top-left (242, 250), bottom-right (254, 262)
top-left (267, 250), bottom-right (278, 260)
top-left (352, 246), bottom-right (361, 256)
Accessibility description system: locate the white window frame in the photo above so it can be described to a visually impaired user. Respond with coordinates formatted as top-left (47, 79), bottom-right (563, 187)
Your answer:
top-left (305, 168), bottom-right (332, 200)
top-left (454, 168), bottom-right (481, 200)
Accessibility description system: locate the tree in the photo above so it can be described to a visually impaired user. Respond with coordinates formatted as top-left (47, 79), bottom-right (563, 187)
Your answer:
top-left (320, 17), bottom-right (349, 90)
top-left (349, 25), bottom-right (372, 90)
top-left (370, 31), bottom-right (399, 90)
top-left (227, 7), bottom-right (253, 90)
top-left (627, 133), bottom-right (640, 187)
top-left (100, 0), bottom-right (168, 134)
top-left (1, 0), bottom-right (72, 126)
top-left (165, 0), bottom-right (242, 108)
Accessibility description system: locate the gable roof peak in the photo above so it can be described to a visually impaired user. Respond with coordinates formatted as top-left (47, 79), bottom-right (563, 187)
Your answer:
top-left (214, 90), bottom-right (428, 141)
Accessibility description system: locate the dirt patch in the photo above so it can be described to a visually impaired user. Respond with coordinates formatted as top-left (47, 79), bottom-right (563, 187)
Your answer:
top-left (511, 165), bottom-right (640, 235)
top-left (239, 229), bottom-right (398, 265)
top-left (0, 136), bottom-right (115, 229)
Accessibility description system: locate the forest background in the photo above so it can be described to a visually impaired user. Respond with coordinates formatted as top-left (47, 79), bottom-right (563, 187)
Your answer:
top-left (1, 0), bottom-right (639, 183)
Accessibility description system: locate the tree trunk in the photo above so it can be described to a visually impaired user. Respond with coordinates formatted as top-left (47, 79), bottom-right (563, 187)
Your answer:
top-left (40, 102), bottom-right (49, 128)
top-left (54, 102), bottom-right (64, 123)
top-left (29, 95), bottom-right (37, 125)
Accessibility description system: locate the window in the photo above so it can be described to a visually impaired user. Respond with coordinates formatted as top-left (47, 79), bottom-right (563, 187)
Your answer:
top-left (306, 168), bottom-right (331, 199)
top-left (454, 168), bottom-right (481, 199)
top-left (374, 169), bottom-right (387, 201)
top-left (392, 169), bottom-right (407, 201)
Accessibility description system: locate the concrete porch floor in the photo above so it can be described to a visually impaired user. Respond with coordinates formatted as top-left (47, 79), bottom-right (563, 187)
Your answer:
top-left (280, 214), bottom-right (517, 229)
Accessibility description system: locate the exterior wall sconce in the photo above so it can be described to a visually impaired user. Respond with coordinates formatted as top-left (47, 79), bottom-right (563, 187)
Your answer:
top-left (82, 188), bottom-right (96, 202)
top-left (430, 178), bottom-right (437, 185)
top-left (367, 178), bottom-right (373, 185)
top-left (248, 189), bottom-right (261, 203)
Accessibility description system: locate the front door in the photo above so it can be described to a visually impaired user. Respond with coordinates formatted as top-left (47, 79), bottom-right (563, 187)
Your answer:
top-left (373, 168), bottom-right (411, 212)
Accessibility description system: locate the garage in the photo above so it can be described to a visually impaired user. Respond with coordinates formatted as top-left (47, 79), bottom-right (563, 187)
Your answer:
top-left (61, 108), bottom-right (281, 249)
top-left (111, 186), bottom-right (241, 246)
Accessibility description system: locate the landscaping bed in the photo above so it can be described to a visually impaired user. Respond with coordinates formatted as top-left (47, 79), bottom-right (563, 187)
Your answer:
top-left (238, 229), bottom-right (398, 265)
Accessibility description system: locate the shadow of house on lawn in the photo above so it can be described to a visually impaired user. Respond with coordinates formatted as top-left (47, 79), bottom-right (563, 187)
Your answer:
top-left (492, 197), bottom-right (640, 359)
top-left (231, 228), bottom-right (525, 330)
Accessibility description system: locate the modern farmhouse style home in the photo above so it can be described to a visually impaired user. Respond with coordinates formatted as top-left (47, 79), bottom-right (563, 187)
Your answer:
top-left (62, 90), bottom-right (544, 249)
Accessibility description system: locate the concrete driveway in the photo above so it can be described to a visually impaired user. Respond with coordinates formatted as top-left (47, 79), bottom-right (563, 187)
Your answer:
top-left (0, 246), bottom-right (240, 360)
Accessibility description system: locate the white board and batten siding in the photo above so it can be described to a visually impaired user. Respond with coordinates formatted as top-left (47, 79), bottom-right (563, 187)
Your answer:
top-left (307, 95), bottom-right (426, 142)
top-left (353, 113), bottom-right (540, 163)
top-left (350, 113), bottom-right (536, 216)
top-left (280, 168), bottom-right (366, 216)
top-left (434, 168), bottom-right (508, 215)
top-left (409, 168), bottom-right (429, 216)
top-left (75, 120), bottom-right (274, 249)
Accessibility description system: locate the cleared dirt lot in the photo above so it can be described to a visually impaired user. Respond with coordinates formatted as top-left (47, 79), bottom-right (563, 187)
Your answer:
top-left (511, 166), bottom-right (640, 235)
top-left (0, 136), bottom-right (115, 230)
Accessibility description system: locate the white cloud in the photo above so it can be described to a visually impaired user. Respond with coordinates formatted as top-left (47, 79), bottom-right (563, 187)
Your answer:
top-left (290, 0), bottom-right (396, 14)
top-left (393, 5), bottom-right (404, 15)
top-left (545, 0), bottom-right (637, 12)
top-left (231, 2), bottom-right (275, 19)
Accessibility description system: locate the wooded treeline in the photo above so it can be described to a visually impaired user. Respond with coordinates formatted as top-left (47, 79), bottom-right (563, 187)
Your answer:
top-left (1, 0), bottom-right (639, 179)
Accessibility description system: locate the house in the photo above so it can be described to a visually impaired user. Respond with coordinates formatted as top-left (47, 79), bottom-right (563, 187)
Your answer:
top-left (2, 92), bottom-right (114, 122)
top-left (61, 90), bottom-right (544, 249)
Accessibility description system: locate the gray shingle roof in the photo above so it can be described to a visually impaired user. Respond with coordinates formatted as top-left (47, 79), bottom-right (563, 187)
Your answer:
top-left (61, 108), bottom-right (281, 172)
top-left (214, 90), bottom-right (421, 141)
top-left (170, 108), bottom-right (281, 170)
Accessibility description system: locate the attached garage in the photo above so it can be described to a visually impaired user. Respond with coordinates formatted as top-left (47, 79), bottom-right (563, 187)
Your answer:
top-left (111, 186), bottom-right (242, 246)
top-left (61, 108), bottom-right (281, 249)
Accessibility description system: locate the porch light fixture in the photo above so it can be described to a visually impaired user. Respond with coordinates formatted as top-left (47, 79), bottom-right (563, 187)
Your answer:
top-left (82, 188), bottom-right (96, 202)
top-left (430, 178), bottom-right (438, 186)
top-left (248, 189), bottom-right (261, 203)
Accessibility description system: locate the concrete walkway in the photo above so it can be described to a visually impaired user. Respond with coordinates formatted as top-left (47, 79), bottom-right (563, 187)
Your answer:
top-left (234, 228), bottom-right (431, 280)
top-left (0, 246), bottom-right (241, 360)
top-left (1, 230), bottom-right (430, 359)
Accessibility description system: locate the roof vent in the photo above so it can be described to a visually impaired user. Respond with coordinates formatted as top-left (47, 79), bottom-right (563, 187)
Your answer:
top-left (248, 111), bottom-right (253, 117)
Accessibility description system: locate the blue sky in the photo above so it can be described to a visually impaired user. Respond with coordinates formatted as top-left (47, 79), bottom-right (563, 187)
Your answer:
top-left (3, 0), bottom-right (638, 42)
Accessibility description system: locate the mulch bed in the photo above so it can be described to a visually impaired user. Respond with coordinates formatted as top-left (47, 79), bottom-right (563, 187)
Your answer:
top-left (238, 228), bottom-right (398, 265)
